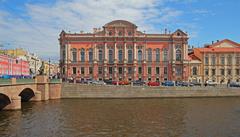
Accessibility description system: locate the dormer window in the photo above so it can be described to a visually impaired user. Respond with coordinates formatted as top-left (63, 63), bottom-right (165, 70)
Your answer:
top-left (177, 32), bottom-right (180, 36)
top-left (109, 31), bottom-right (112, 36)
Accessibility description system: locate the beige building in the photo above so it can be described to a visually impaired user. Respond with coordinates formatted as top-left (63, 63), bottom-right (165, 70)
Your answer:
top-left (193, 39), bottom-right (240, 84)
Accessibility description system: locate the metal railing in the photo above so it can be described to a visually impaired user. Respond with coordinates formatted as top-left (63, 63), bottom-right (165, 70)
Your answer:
top-left (0, 79), bottom-right (11, 85)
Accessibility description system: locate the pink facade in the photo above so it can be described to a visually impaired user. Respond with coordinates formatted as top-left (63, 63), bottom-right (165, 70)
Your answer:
top-left (59, 20), bottom-right (190, 82)
top-left (0, 54), bottom-right (29, 76)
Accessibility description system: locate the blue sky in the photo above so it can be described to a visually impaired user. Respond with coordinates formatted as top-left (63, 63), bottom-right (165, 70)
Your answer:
top-left (0, 0), bottom-right (239, 61)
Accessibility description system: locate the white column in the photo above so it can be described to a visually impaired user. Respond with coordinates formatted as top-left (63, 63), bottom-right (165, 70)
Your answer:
top-left (104, 43), bottom-right (107, 60)
top-left (114, 43), bottom-right (117, 60)
top-left (134, 43), bottom-right (137, 60)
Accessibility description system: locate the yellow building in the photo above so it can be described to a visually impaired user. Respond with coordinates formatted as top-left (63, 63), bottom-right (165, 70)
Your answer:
top-left (3, 48), bottom-right (27, 57)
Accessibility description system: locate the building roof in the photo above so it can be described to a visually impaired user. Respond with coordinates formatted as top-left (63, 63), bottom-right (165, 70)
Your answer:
top-left (103, 20), bottom-right (137, 28)
top-left (188, 52), bottom-right (201, 61)
top-left (195, 39), bottom-right (240, 53)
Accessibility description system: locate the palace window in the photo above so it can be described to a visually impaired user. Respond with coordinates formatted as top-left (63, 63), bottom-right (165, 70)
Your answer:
top-left (236, 69), bottom-right (240, 75)
top-left (119, 67), bottom-right (123, 74)
top-left (109, 49), bottom-right (113, 63)
top-left (227, 55), bottom-right (232, 65)
top-left (236, 56), bottom-right (240, 65)
top-left (138, 67), bottom-right (142, 74)
top-left (205, 69), bottom-right (209, 75)
top-left (138, 50), bottom-right (142, 62)
top-left (128, 67), bottom-right (132, 74)
top-left (98, 49), bottom-right (103, 61)
top-left (98, 67), bottom-right (102, 74)
top-left (128, 49), bottom-right (133, 63)
top-left (118, 31), bottom-right (122, 36)
top-left (212, 69), bottom-right (216, 76)
top-left (128, 31), bottom-right (132, 36)
top-left (81, 67), bottom-right (84, 74)
top-left (109, 67), bottom-right (113, 74)
top-left (148, 67), bottom-right (151, 75)
top-left (89, 48), bottom-right (93, 62)
top-left (205, 56), bottom-right (209, 65)
top-left (80, 49), bottom-right (85, 62)
top-left (89, 67), bottom-right (93, 74)
top-left (147, 49), bottom-right (152, 61)
top-left (176, 49), bottom-right (182, 61)
top-left (220, 56), bottom-right (225, 65)
top-left (72, 67), bottom-right (76, 74)
top-left (193, 67), bottom-right (197, 75)
top-left (221, 69), bottom-right (225, 75)
top-left (176, 67), bottom-right (182, 76)
top-left (156, 67), bottom-right (160, 75)
top-left (118, 50), bottom-right (123, 62)
top-left (163, 49), bottom-right (168, 61)
top-left (164, 67), bottom-right (168, 75)
top-left (156, 48), bottom-right (160, 62)
top-left (211, 55), bottom-right (216, 65)
top-left (227, 69), bottom-right (232, 75)
top-left (72, 48), bottom-right (77, 63)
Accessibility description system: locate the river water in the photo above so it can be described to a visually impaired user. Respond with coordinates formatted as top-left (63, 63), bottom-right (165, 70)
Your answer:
top-left (1, 98), bottom-right (240, 137)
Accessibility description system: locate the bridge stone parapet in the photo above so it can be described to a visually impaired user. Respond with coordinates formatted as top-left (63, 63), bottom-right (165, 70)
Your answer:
top-left (0, 76), bottom-right (62, 110)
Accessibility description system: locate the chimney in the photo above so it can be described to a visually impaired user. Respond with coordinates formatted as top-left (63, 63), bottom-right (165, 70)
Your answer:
top-left (212, 41), bottom-right (214, 44)
top-left (164, 28), bottom-right (167, 34)
top-left (217, 40), bottom-right (219, 42)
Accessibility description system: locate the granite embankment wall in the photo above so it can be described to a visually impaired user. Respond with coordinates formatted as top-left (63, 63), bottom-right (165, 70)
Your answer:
top-left (61, 84), bottom-right (240, 98)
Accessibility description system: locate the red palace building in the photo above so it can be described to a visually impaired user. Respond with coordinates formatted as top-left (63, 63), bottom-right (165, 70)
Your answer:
top-left (59, 20), bottom-right (190, 81)
top-left (0, 54), bottom-right (30, 77)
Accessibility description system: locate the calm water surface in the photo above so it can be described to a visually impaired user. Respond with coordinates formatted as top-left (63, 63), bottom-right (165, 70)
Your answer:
top-left (1, 98), bottom-right (240, 137)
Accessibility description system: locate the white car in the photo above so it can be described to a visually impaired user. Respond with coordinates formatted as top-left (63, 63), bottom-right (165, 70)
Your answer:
top-left (92, 80), bottom-right (106, 85)
top-left (206, 80), bottom-right (217, 86)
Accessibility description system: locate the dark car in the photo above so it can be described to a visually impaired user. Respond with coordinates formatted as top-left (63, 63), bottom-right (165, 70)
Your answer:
top-left (162, 81), bottom-right (174, 86)
top-left (191, 82), bottom-right (202, 86)
top-left (103, 79), bottom-right (113, 85)
top-left (133, 80), bottom-right (145, 86)
top-left (229, 82), bottom-right (240, 87)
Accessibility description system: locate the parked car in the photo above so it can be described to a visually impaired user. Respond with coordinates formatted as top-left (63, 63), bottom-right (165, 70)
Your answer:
top-left (119, 80), bottom-right (130, 85)
top-left (229, 82), bottom-right (240, 87)
top-left (133, 80), bottom-right (145, 86)
top-left (147, 81), bottom-right (160, 86)
top-left (103, 79), bottom-right (113, 85)
top-left (92, 80), bottom-right (106, 85)
top-left (191, 82), bottom-right (202, 86)
top-left (206, 80), bottom-right (217, 86)
top-left (112, 81), bottom-right (118, 85)
top-left (162, 81), bottom-right (174, 86)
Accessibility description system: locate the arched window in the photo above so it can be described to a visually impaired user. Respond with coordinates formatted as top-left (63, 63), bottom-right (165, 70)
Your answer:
top-left (147, 49), bottom-right (152, 61)
top-left (138, 50), bottom-right (142, 62)
top-left (88, 48), bottom-right (93, 62)
top-left (72, 48), bottom-right (77, 62)
top-left (80, 48), bottom-right (85, 62)
top-left (163, 48), bottom-right (168, 61)
top-left (109, 49), bottom-right (113, 63)
top-left (156, 48), bottom-right (160, 62)
top-left (118, 50), bottom-right (123, 62)
top-left (98, 49), bottom-right (103, 61)
top-left (128, 49), bottom-right (133, 63)
top-left (176, 49), bottom-right (181, 61)
top-left (193, 67), bottom-right (197, 75)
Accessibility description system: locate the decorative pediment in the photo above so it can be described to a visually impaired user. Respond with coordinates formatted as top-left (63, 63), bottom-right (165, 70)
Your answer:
top-left (212, 39), bottom-right (240, 48)
top-left (173, 29), bottom-right (188, 36)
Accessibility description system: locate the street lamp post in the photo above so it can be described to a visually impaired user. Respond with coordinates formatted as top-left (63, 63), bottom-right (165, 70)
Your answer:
top-left (48, 58), bottom-right (51, 79)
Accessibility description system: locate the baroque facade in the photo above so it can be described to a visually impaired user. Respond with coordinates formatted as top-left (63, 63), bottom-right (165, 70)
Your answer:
top-left (59, 20), bottom-right (190, 81)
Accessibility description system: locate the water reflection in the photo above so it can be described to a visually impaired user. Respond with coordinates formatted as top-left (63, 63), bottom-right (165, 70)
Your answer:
top-left (0, 98), bottom-right (240, 137)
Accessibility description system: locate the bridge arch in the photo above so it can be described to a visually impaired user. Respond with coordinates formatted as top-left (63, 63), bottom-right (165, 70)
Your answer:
top-left (19, 88), bottom-right (35, 102)
top-left (0, 93), bottom-right (11, 110)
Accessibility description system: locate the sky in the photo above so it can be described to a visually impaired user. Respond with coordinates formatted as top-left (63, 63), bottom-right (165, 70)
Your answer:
top-left (0, 0), bottom-right (239, 61)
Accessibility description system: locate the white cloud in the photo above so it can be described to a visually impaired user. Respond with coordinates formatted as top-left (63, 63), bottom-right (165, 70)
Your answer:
top-left (0, 0), bottom-right (185, 60)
